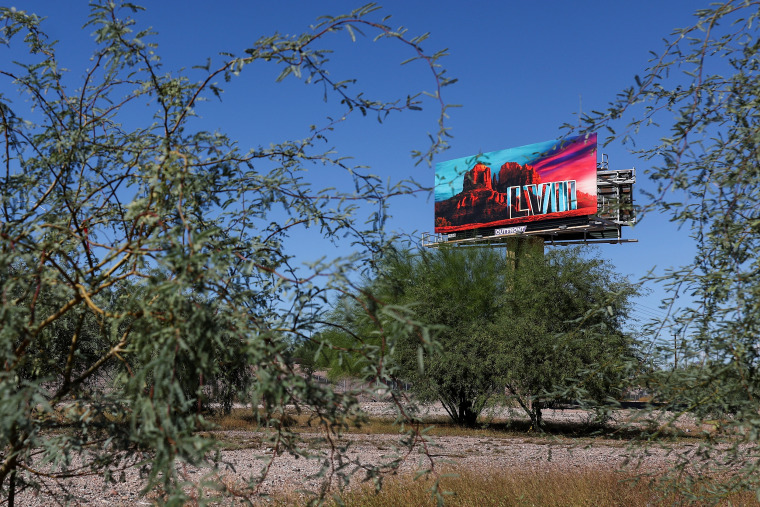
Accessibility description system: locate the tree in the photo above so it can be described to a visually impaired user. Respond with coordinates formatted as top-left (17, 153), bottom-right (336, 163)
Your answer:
top-left (386, 247), bottom-right (514, 427)
top-left (318, 246), bottom-right (512, 427)
top-left (0, 2), bottom-right (453, 504)
top-left (567, 0), bottom-right (760, 499)
top-left (497, 246), bottom-right (640, 430)
top-left (324, 244), bottom-right (640, 429)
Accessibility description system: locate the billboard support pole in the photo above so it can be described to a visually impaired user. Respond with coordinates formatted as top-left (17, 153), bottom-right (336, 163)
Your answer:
top-left (506, 235), bottom-right (544, 270)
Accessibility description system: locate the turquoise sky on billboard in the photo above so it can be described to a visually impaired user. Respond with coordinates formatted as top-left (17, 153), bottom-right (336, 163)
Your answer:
top-left (434, 139), bottom-right (557, 201)
top-left (434, 136), bottom-right (598, 201)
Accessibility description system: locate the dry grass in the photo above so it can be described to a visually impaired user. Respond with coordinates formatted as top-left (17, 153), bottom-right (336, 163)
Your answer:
top-left (209, 408), bottom-right (297, 431)
top-left (328, 468), bottom-right (760, 507)
top-left (203, 409), bottom-right (755, 506)
top-left (207, 408), bottom-right (696, 442)
top-left (208, 409), bottom-right (543, 443)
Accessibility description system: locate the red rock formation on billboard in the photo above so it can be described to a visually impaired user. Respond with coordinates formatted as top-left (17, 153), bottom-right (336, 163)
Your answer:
top-left (434, 134), bottom-right (597, 233)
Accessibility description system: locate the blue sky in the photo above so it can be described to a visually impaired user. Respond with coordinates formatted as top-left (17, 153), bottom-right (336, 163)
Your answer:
top-left (11, 0), bottom-right (705, 331)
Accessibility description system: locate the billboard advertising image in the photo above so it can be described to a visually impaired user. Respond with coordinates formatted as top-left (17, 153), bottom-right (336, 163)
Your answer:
top-left (434, 133), bottom-right (598, 233)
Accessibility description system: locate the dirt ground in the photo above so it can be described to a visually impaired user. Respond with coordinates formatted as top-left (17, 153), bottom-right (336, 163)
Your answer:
top-left (12, 403), bottom-right (701, 506)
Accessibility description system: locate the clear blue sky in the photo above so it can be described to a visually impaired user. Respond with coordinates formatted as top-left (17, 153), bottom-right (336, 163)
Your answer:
top-left (12, 1), bottom-right (705, 331)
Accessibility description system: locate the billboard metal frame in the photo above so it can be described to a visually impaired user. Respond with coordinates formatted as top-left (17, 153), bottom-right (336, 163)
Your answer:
top-left (423, 156), bottom-right (636, 248)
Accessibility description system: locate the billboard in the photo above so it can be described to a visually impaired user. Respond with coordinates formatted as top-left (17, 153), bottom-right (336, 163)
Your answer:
top-left (434, 134), bottom-right (598, 233)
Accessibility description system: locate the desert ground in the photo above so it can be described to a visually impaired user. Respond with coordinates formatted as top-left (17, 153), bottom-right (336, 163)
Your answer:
top-left (13, 402), bottom-right (704, 506)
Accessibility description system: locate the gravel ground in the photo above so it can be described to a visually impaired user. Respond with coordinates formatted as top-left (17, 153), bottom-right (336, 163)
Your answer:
top-left (11, 403), bottom-right (700, 506)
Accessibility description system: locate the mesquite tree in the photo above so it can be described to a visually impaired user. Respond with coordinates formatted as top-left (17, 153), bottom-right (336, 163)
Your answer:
top-left (322, 245), bottom-right (639, 429)
top-left (566, 0), bottom-right (760, 500)
top-left (0, 2), bottom-right (454, 504)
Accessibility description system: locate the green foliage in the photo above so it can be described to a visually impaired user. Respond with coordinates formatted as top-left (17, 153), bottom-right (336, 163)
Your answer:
top-left (497, 246), bottom-right (641, 429)
top-left (0, 2), bottom-right (452, 503)
top-left (388, 247), bottom-right (514, 427)
top-left (565, 0), bottom-right (760, 500)
top-left (324, 243), bottom-right (640, 429)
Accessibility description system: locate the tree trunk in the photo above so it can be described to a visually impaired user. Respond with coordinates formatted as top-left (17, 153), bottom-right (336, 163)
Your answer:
top-left (508, 236), bottom-right (545, 271)
top-left (507, 384), bottom-right (544, 431)
top-left (457, 398), bottom-right (479, 427)
top-left (8, 467), bottom-right (15, 507)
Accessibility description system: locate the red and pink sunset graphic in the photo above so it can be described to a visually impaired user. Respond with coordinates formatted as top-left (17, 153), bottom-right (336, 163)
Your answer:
top-left (434, 134), bottom-right (598, 233)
